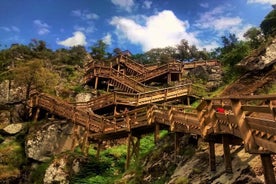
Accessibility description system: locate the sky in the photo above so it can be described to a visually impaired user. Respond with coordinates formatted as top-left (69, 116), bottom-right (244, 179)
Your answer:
top-left (0, 0), bottom-right (275, 54)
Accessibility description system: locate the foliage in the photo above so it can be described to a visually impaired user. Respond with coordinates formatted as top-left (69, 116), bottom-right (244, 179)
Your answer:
top-left (174, 176), bottom-right (189, 184)
top-left (90, 40), bottom-right (111, 61)
top-left (29, 162), bottom-right (51, 184)
top-left (260, 9), bottom-right (276, 36)
top-left (10, 59), bottom-right (59, 98)
top-left (132, 39), bottom-right (209, 64)
top-left (243, 27), bottom-right (264, 49)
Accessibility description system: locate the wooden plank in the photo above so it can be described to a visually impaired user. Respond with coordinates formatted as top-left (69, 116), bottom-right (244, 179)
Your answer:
top-left (254, 136), bottom-right (276, 153)
top-left (242, 105), bottom-right (271, 113)
top-left (246, 117), bottom-right (276, 135)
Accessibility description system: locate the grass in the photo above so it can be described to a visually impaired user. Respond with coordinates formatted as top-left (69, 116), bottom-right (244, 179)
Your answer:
top-left (0, 138), bottom-right (26, 180)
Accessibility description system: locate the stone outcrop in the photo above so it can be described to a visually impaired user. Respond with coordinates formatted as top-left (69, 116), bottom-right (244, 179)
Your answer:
top-left (238, 38), bottom-right (276, 71)
top-left (43, 155), bottom-right (83, 184)
top-left (25, 121), bottom-right (74, 162)
top-left (0, 80), bottom-right (25, 104)
top-left (187, 64), bottom-right (223, 91)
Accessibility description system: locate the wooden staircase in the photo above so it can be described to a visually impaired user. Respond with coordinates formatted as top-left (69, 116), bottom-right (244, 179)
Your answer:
top-left (74, 84), bottom-right (193, 111)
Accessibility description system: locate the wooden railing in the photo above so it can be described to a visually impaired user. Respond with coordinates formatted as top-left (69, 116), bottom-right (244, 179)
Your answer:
top-left (29, 92), bottom-right (276, 154)
top-left (134, 62), bottom-right (182, 82)
top-left (117, 55), bottom-right (149, 74)
top-left (84, 65), bottom-right (155, 92)
top-left (74, 84), bottom-right (192, 110)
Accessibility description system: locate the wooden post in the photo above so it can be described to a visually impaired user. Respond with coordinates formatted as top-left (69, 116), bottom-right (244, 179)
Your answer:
top-left (222, 135), bottom-right (232, 173)
top-left (231, 99), bottom-right (257, 152)
top-left (125, 133), bottom-right (132, 170)
top-left (209, 141), bottom-right (216, 172)
top-left (96, 141), bottom-right (102, 160)
top-left (71, 123), bottom-right (79, 151)
top-left (154, 123), bottom-right (160, 144)
top-left (107, 82), bottom-right (110, 92)
top-left (260, 154), bottom-right (276, 184)
top-left (167, 73), bottom-right (171, 83)
top-left (174, 133), bottom-right (181, 161)
top-left (133, 136), bottom-right (141, 161)
top-left (34, 107), bottom-right (40, 122)
top-left (94, 76), bottom-right (99, 90)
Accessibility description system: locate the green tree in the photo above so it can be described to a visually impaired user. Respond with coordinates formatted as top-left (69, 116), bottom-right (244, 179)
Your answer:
top-left (10, 59), bottom-right (59, 99)
top-left (260, 9), bottom-right (276, 36)
top-left (243, 27), bottom-right (264, 49)
top-left (90, 40), bottom-right (109, 61)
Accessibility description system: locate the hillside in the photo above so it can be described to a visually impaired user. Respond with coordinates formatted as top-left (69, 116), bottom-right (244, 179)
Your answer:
top-left (220, 38), bottom-right (276, 97)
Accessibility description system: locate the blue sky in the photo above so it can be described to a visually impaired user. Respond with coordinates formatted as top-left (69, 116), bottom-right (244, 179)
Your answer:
top-left (0, 0), bottom-right (275, 53)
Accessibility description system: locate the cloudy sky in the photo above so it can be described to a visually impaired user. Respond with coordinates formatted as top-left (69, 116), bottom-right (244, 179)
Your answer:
top-left (0, 0), bottom-right (275, 53)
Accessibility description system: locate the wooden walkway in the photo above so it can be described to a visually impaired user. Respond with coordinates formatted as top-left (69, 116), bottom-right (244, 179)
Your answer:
top-left (28, 57), bottom-right (275, 183)
top-left (29, 93), bottom-right (276, 184)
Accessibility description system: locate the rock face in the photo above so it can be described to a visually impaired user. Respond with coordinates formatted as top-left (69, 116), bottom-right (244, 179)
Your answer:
top-left (25, 121), bottom-right (74, 162)
top-left (43, 155), bottom-right (83, 184)
top-left (0, 80), bottom-right (25, 104)
top-left (187, 64), bottom-right (223, 91)
top-left (238, 38), bottom-right (276, 71)
top-left (44, 158), bottom-right (69, 184)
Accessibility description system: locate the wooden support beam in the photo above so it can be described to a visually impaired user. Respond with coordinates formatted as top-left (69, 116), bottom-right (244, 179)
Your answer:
top-left (96, 141), bottom-right (102, 160)
top-left (34, 107), bottom-right (40, 122)
top-left (260, 154), bottom-right (276, 184)
top-left (125, 133), bottom-right (132, 170)
top-left (167, 73), bottom-right (172, 83)
top-left (154, 123), bottom-right (160, 144)
top-left (231, 99), bottom-right (257, 152)
top-left (71, 123), bottom-right (80, 151)
top-left (174, 133), bottom-right (181, 161)
top-left (209, 141), bottom-right (216, 172)
top-left (94, 76), bottom-right (99, 90)
top-left (222, 135), bottom-right (232, 174)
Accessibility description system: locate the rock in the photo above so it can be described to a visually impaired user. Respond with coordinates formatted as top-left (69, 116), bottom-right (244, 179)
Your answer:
top-left (238, 38), bottom-right (276, 71)
top-left (3, 123), bottom-right (23, 135)
top-left (43, 155), bottom-right (84, 184)
top-left (75, 93), bottom-right (93, 103)
top-left (44, 158), bottom-right (69, 184)
top-left (0, 80), bottom-right (25, 104)
top-left (25, 121), bottom-right (74, 162)
top-left (0, 110), bottom-right (10, 126)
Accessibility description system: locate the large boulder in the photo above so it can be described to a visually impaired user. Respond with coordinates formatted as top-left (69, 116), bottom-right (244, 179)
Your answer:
top-left (25, 121), bottom-right (74, 162)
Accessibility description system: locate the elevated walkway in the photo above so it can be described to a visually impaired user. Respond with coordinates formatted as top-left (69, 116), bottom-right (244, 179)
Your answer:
top-left (29, 92), bottom-right (276, 184)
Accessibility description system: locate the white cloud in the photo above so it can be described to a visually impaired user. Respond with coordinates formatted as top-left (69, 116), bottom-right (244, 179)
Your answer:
top-left (74, 25), bottom-right (95, 33)
top-left (202, 41), bottom-right (220, 51)
top-left (143, 0), bottom-right (152, 9)
top-left (247, 0), bottom-right (276, 4)
top-left (0, 26), bottom-right (20, 32)
top-left (11, 26), bottom-right (20, 32)
top-left (33, 19), bottom-right (50, 35)
top-left (110, 10), bottom-right (199, 52)
top-left (111, 0), bottom-right (134, 12)
top-left (102, 33), bottom-right (112, 45)
top-left (195, 5), bottom-right (252, 39)
top-left (199, 3), bottom-right (209, 8)
top-left (72, 9), bottom-right (99, 20)
top-left (57, 31), bottom-right (87, 47)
